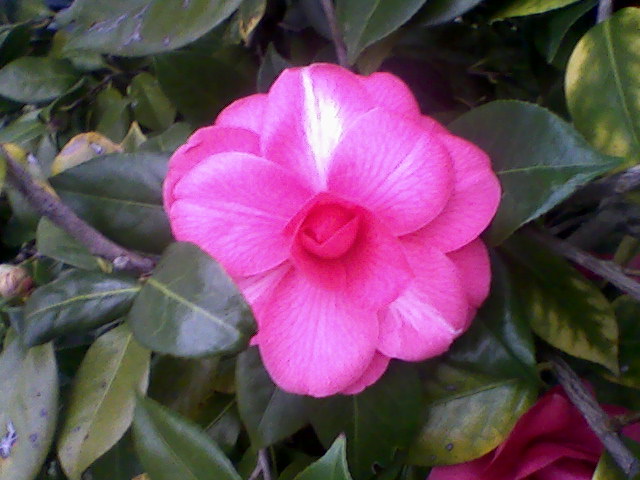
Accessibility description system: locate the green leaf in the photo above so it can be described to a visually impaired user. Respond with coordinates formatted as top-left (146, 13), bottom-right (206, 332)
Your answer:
top-left (0, 23), bottom-right (31, 68)
top-left (450, 100), bottom-right (622, 245)
top-left (92, 85), bottom-right (131, 143)
top-left (87, 433), bottom-right (144, 480)
top-left (494, 0), bottom-right (581, 20)
top-left (311, 363), bottom-right (423, 479)
top-left (606, 296), bottom-right (640, 388)
top-left (128, 72), bottom-right (176, 131)
top-left (534, 0), bottom-right (597, 63)
top-left (20, 269), bottom-right (140, 346)
top-left (409, 254), bottom-right (539, 466)
top-left (154, 46), bottom-right (255, 126)
top-left (0, 331), bottom-right (58, 480)
top-left (0, 154), bottom-right (5, 194)
top-left (49, 152), bottom-right (172, 254)
top-left (566, 8), bottom-right (640, 165)
top-left (36, 218), bottom-right (101, 270)
top-left (237, 0), bottom-right (267, 43)
top-left (0, 111), bottom-right (46, 144)
top-left (58, 324), bottom-right (150, 480)
top-left (119, 122), bottom-right (147, 152)
top-left (502, 234), bottom-right (619, 372)
top-left (133, 396), bottom-right (242, 480)
top-left (0, 56), bottom-right (79, 104)
top-left (416, 0), bottom-right (483, 26)
top-left (138, 122), bottom-right (193, 153)
top-left (336, 0), bottom-right (428, 64)
top-left (294, 436), bottom-right (353, 480)
top-left (257, 44), bottom-right (290, 93)
top-left (236, 347), bottom-right (309, 448)
top-left (129, 242), bottom-right (256, 357)
top-left (56, 0), bottom-right (243, 57)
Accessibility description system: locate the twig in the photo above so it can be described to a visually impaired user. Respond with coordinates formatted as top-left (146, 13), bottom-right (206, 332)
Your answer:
top-left (550, 354), bottom-right (640, 477)
top-left (612, 411), bottom-right (640, 430)
top-left (320, 0), bottom-right (349, 68)
top-left (597, 0), bottom-right (613, 23)
top-left (527, 227), bottom-right (640, 303)
top-left (1, 145), bottom-right (155, 274)
top-left (248, 449), bottom-right (272, 480)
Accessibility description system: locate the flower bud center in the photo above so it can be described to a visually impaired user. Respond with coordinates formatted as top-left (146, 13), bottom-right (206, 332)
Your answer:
top-left (299, 203), bottom-right (360, 259)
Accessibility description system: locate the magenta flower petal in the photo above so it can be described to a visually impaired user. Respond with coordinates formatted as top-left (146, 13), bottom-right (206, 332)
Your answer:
top-left (340, 352), bottom-right (391, 395)
top-left (328, 109), bottom-right (454, 235)
top-left (170, 152), bottom-right (313, 276)
top-left (359, 71), bottom-right (422, 119)
top-left (163, 125), bottom-right (260, 206)
top-left (262, 63), bottom-right (374, 188)
top-left (258, 270), bottom-right (378, 397)
top-left (215, 93), bottom-right (268, 134)
top-left (412, 134), bottom-right (501, 252)
top-left (447, 239), bottom-right (491, 309)
top-left (377, 241), bottom-right (468, 361)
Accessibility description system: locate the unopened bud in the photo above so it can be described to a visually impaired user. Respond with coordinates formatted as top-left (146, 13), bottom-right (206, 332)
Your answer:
top-left (0, 265), bottom-right (32, 299)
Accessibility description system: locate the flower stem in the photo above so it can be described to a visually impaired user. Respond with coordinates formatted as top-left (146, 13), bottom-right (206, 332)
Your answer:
top-left (1, 145), bottom-right (155, 274)
top-left (320, 0), bottom-right (349, 68)
top-left (549, 354), bottom-right (640, 477)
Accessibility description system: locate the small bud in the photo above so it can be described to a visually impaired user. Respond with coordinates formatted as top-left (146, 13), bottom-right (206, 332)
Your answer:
top-left (0, 265), bottom-right (32, 299)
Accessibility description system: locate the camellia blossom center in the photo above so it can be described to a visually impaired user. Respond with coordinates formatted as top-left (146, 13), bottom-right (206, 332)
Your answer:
top-left (298, 202), bottom-right (361, 259)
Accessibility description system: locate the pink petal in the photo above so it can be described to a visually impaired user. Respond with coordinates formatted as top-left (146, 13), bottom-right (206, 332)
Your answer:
top-left (328, 109), bottom-right (454, 235)
top-left (411, 134), bottom-right (501, 252)
top-left (215, 93), bottom-right (268, 134)
top-left (257, 270), bottom-right (378, 397)
top-left (262, 63), bottom-right (374, 189)
top-left (289, 198), bottom-right (413, 310)
top-left (429, 456), bottom-right (493, 480)
top-left (163, 125), bottom-right (260, 206)
top-left (340, 352), bottom-right (390, 395)
top-left (447, 239), bottom-right (491, 308)
top-left (359, 72), bottom-right (421, 119)
top-left (377, 240), bottom-right (469, 361)
top-left (530, 459), bottom-right (595, 480)
top-left (170, 152), bottom-right (313, 276)
top-left (419, 115), bottom-right (450, 135)
top-left (514, 443), bottom-right (597, 479)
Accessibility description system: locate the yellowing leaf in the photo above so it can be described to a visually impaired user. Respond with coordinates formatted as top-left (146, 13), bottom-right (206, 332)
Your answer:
top-left (52, 132), bottom-right (122, 175)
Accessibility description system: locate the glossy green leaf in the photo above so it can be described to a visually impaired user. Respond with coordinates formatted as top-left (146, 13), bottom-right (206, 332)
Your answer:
top-left (119, 122), bottom-right (147, 152)
top-left (606, 296), bottom-right (640, 388)
top-left (154, 46), bottom-right (255, 126)
top-left (58, 324), bottom-right (150, 480)
top-left (92, 85), bottom-right (131, 143)
top-left (294, 436), bottom-right (353, 480)
top-left (416, 0), bottom-right (482, 25)
top-left (450, 100), bottom-right (622, 245)
top-left (0, 331), bottom-right (58, 480)
top-left (129, 242), bottom-right (256, 357)
top-left (494, 0), bottom-right (580, 20)
top-left (336, 0), bottom-right (428, 64)
top-left (236, 348), bottom-right (309, 448)
top-left (49, 152), bottom-right (172, 253)
top-left (502, 235), bottom-right (619, 372)
top-left (237, 0), bottom-right (267, 43)
top-left (36, 218), bottom-right (101, 270)
top-left (311, 363), bottom-right (423, 479)
top-left (56, 0), bottom-right (243, 57)
top-left (0, 56), bottom-right (79, 103)
top-left (133, 396), bottom-right (242, 480)
top-left (128, 72), bottom-right (176, 131)
top-left (409, 254), bottom-right (539, 466)
top-left (566, 8), bottom-right (640, 165)
top-left (257, 44), bottom-right (290, 93)
top-left (20, 269), bottom-right (140, 346)
top-left (0, 111), bottom-right (46, 144)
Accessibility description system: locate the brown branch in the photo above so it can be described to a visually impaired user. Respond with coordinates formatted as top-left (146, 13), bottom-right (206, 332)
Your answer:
top-left (320, 0), bottom-right (349, 68)
top-left (1, 145), bottom-right (155, 274)
top-left (248, 449), bottom-right (272, 480)
top-left (550, 354), bottom-right (640, 477)
top-left (527, 227), bottom-right (640, 303)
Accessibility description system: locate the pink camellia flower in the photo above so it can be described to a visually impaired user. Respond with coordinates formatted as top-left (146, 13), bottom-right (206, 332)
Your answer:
top-left (429, 387), bottom-right (640, 480)
top-left (163, 63), bottom-right (501, 397)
